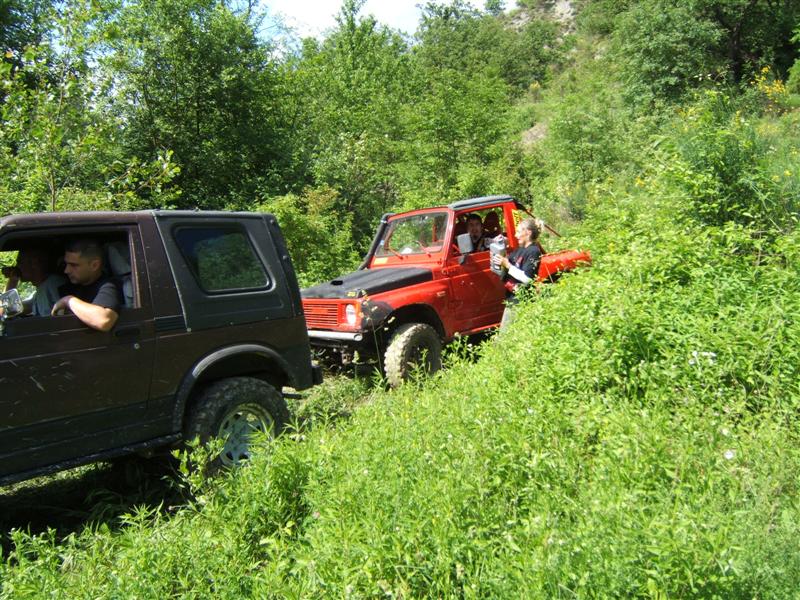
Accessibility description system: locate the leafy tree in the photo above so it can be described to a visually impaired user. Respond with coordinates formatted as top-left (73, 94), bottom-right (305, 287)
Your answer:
top-left (285, 0), bottom-right (413, 243)
top-left (0, 0), bottom-right (51, 71)
top-left (615, 0), bottom-right (800, 107)
top-left (0, 0), bottom-right (180, 215)
top-left (102, 0), bottom-right (290, 209)
top-left (416, 0), bottom-right (559, 91)
top-left (400, 67), bottom-right (510, 201)
top-left (484, 0), bottom-right (504, 15)
top-left (693, 0), bottom-right (800, 82)
top-left (575, 0), bottom-right (633, 35)
top-left (415, 1), bottom-right (484, 73)
top-left (256, 187), bottom-right (360, 286)
top-left (615, 0), bottom-right (723, 107)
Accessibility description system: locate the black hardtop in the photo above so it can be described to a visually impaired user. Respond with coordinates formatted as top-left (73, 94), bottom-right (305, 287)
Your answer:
top-left (0, 211), bottom-right (143, 231)
top-left (0, 209), bottom-right (275, 232)
top-left (152, 210), bottom-right (276, 221)
top-left (447, 195), bottom-right (520, 212)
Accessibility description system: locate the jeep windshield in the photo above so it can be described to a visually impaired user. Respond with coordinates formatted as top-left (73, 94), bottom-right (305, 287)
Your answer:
top-left (375, 212), bottom-right (448, 257)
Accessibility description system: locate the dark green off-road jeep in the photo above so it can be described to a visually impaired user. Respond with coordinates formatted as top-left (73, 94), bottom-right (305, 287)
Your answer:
top-left (0, 210), bottom-right (321, 486)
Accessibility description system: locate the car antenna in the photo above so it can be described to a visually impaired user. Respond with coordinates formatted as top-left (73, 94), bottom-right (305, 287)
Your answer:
top-left (521, 205), bottom-right (561, 237)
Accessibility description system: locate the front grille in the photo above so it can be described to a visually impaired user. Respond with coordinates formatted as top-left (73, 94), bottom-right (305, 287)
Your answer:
top-left (303, 301), bottom-right (339, 329)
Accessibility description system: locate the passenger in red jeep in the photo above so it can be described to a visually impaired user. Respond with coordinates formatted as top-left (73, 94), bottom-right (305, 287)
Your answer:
top-left (466, 213), bottom-right (487, 252)
top-left (52, 239), bottom-right (122, 332)
top-left (492, 217), bottom-right (542, 329)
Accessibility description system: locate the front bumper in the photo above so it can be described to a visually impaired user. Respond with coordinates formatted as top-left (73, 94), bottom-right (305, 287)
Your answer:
top-left (307, 330), bottom-right (365, 343)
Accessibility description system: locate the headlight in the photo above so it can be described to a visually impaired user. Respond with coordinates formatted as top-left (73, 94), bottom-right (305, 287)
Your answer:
top-left (344, 304), bottom-right (358, 326)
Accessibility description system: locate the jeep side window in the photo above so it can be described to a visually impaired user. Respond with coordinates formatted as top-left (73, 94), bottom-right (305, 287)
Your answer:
top-left (174, 227), bottom-right (268, 293)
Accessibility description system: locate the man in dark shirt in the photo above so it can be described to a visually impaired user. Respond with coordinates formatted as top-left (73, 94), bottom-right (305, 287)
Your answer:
top-left (52, 239), bottom-right (121, 332)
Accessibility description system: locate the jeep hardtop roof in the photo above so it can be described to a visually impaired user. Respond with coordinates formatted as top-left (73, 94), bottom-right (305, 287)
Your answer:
top-left (369, 196), bottom-right (524, 226)
top-left (0, 210), bottom-right (273, 231)
top-left (447, 195), bottom-right (520, 211)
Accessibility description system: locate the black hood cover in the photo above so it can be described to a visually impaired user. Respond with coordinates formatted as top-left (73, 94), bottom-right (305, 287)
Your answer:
top-left (302, 267), bottom-right (433, 299)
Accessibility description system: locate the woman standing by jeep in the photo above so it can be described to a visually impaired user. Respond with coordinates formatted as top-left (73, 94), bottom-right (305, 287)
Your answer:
top-left (492, 217), bottom-right (542, 330)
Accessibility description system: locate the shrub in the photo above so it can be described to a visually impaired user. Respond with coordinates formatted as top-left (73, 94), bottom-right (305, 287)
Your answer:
top-left (615, 0), bottom-right (723, 107)
top-left (254, 187), bottom-right (361, 287)
top-left (667, 89), bottom-right (797, 232)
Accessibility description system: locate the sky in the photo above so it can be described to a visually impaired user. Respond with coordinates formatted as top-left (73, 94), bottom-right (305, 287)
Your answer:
top-left (264, 0), bottom-right (516, 39)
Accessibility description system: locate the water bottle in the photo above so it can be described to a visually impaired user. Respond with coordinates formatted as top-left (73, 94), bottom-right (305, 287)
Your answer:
top-left (489, 235), bottom-right (507, 276)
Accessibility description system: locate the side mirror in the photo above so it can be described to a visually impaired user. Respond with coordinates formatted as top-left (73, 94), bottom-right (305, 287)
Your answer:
top-left (456, 233), bottom-right (472, 254)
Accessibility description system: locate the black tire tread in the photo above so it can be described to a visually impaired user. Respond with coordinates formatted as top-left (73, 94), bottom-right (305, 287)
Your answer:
top-left (383, 323), bottom-right (442, 388)
top-left (184, 376), bottom-right (289, 464)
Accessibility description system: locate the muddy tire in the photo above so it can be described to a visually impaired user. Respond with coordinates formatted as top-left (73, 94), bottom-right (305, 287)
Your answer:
top-left (184, 377), bottom-right (289, 471)
top-left (383, 323), bottom-right (442, 388)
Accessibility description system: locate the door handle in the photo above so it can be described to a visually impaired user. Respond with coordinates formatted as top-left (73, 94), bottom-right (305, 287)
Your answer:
top-left (114, 325), bottom-right (141, 338)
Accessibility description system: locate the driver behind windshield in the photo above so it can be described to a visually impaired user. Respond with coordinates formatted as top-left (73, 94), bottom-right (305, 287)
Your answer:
top-left (466, 213), bottom-right (487, 252)
top-left (2, 246), bottom-right (66, 316)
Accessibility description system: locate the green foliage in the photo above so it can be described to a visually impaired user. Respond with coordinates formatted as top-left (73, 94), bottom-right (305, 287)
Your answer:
top-left (254, 187), bottom-right (360, 287)
top-left (102, 0), bottom-right (289, 210)
top-left (3, 9), bottom-right (800, 596)
top-left (0, 0), bottom-right (51, 73)
top-left (3, 179), bottom-right (800, 596)
top-left (0, 2), bottom-right (179, 215)
top-left (787, 26), bottom-right (800, 95)
top-left (667, 89), bottom-right (798, 232)
top-left (416, 0), bottom-right (560, 91)
top-left (575, 0), bottom-right (633, 35)
top-left (399, 68), bottom-right (512, 204)
top-left (614, 0), bottom-right (800, 108)
top-left (615, 0), bottom-right (723, 107)
top-left (285, 2), bottom-right (412, 240)
top-left (546, 97), bottom-right (626, 185)
top-left (788, 60), bottom-right (800, 95)
top-left (290, 374), bottom-right (376, 429)
top-left (691, 0), bottom-right (800, 81)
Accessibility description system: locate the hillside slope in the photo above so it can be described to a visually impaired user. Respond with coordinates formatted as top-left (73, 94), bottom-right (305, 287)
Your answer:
top-left (3, 129), bottom-right (800, 596)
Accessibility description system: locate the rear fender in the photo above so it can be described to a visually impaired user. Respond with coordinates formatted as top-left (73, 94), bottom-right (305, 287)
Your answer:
top-left (173, 344), bottom-right (292, 431)
top-left (538, 249), bottom-right (592, 282)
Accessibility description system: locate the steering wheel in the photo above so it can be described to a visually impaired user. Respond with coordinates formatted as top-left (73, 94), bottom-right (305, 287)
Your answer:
top-left (400, 239), bottom-right (425, 254)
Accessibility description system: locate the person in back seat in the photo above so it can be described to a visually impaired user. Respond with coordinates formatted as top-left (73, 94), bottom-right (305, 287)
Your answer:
top-left (2, 246), bottom-right (66, 316)
top-left (52, 239), bottom-right (122, 332)
top-left (483, 211), bottom-right (501, 238)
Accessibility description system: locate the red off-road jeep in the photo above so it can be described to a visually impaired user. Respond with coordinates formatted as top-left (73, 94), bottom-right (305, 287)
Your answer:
top-left (301, 195), bottom-right (590, 386)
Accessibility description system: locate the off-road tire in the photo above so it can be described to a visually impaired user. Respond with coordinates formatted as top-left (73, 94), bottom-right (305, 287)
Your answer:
top-left (184, 376), bottom-right (289, 471)
top-left (383, 323), bottom-right (442, 388)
